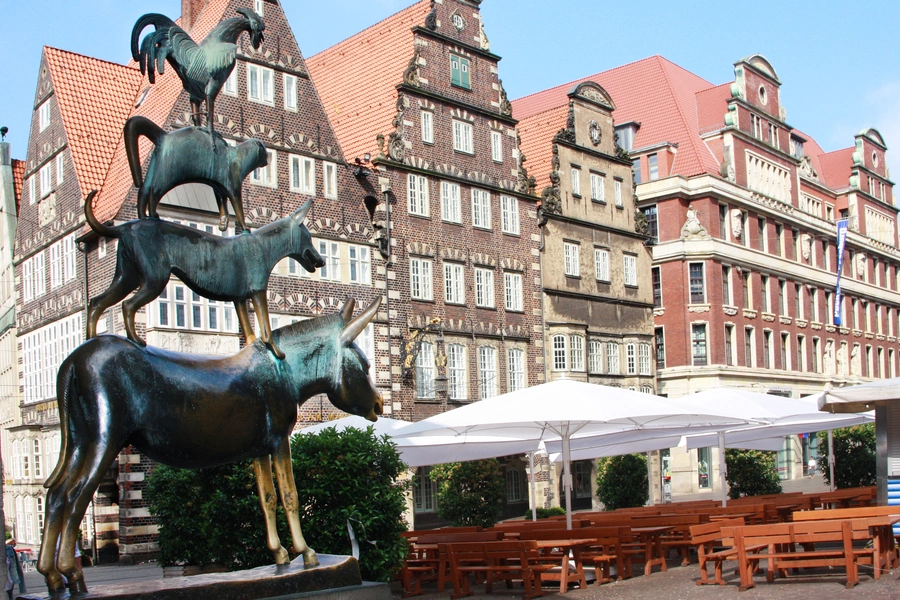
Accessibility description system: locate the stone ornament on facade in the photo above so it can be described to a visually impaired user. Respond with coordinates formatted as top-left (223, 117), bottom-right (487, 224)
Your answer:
top-left (730, 208), bottom-right (743, 239)
top-left (403, 49), bottom-right (422, 88)
top-left (498, 80), bottom-right (512, 117)
top-left (514, 132), bottom-right (536, 195)
top-left (680, 205), bottom-right (709, 240)
top-left (588, 120), bottom-right (601, 146)
top-left (688, 305), bottom-right (711, 313)
top-left (553, 102), bottom-right (576, 144)
top-left (388, 94), bottom-right (408, 163)
top-left (540, 145), bottom-right (562, 216)
top-left (855, 252), bottom-right (866, 276)
top-left (449, 8), bottom-right (465, 31)
top-left (723, 306), bottom-right (738, 316)
top-left (719, 156), bottom-right (736, 182)
top-left (478, 17), bottom-right (490, 51)
top-left (425, 0), bottom-right (438, 30)
top-left (799, 155), bottom-right (819, 180)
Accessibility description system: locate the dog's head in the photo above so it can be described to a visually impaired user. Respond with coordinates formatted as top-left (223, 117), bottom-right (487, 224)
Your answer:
top-left (289, 200), bottom-right (325, 272)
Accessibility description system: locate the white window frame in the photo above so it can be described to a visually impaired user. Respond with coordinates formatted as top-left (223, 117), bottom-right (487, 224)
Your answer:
top-left (28, 176), bottom-right (36, 205)
top-left (421, 111), bottom-right (434, 144)
top-left (507, 348), bottom-right (525, 392)
top-left (290, 155), bottom-right (316, 195)
top-left (39, 101), bottom-right (50, 132)
top-left (33, 252), bottom-right (46, 298)
top-left (491, 130), bottom-right (503, 162)
top-left (56, 154), bottom-right (64, 185)
top-left (624, 254), bottom-right (637, 287)
top-left (416, 341), bottom-right (435, 399)
top-left (410, 257), bottom-right (433, 300)
top-left (606, 342), bottom-right (620, 374)
top-left (444, 262), bottom-right (465, 304)
top-left (639, 343), bottom-right (652, 375)
top-left (253, 0), bottom-right (265, 16)
top-left (40, 163), bottom-right (52, 197)
top-left (590, 173), bottom-right (605, 202)
top-left (614, 179), bottom-right (623, 207)
top-left (570, 335), bottom-right (585, 371)
top-left (595, 248), bottom-right (610, 282)
top-left (552, 334), bottom-right (568, 371)
top-left (626, 342), bottom-right (637, 374)
top-left (407, 174), bottom-right (429, 216)
top-left (21, 313), bottom-right (83, 403)
top-left (478, 346), bottom-right (497, 399)
top-left (589, 340), bottom-right (603, 374)
top-left (447, 343), bottom-right (467, 400)
top-left (474, 267), bottom-right (494, 308)
top-left (247, 63), bottom-right (274, 105)
top-left (452, 120), bottom-right (473, 154)
top-left (318, 239), bottom-right (341, 282)
top-left (571, 168), bottom-right (581, 196)
top-left (348, 245), bottom-right (371, 285)
top-left (323, 161), bottom-right (337, 199)
top-left (564, 242), bottom-right (580, 277)
top-left (501, 195), bottom-right (519, 235)
top-left (250, 149), bottom-right (277, 187)
top-left (223, 67), bottom-right (238, 96)
top-left (504, 272), bottom-right (523, 312)
top-left (63, 234), bottom-right (76, 282)
top-left (472, 188), bottom-right (491, 229)
top-left (441, 181), bottom-right (461, 223)
top-left (283, 73), bottom-right (298, 111)
top-left (50, 240), bottom-right (62, 289)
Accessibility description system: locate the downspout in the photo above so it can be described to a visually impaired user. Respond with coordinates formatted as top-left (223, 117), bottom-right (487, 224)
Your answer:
top-left (381, 179), bottom-right (393, 408)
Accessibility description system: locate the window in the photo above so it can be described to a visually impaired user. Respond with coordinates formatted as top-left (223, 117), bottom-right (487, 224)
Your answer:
top-left (698, 447), bottom-right (712, 489)
top-left (745, 327), bottom-right (755, 367)
top-left (719, 205), bottom-right (728, 239)
top-left (28, 176), bottom-right (36, 205)
top-left (797, 335), bottom-right (806, 372)
top-left (507, 348), bottom-right (525, 392)
top-left (763, 330), bottom-right (773, 369)
top-left (775, 224), bottom-right (784, 256)
top-left (722, 266), bottom-right (732, 305)
top-left (769, 123), bottom-right (779, 149)
top-left (778, 279), bottom-right (787, 315)
top-left (453, 120), bottom-right (473, 153)
top-left (642, 206), bottom-right (658, 241)
top-left (632, 158), bottom-right (642, 184)
top-left (323, 162), bottom-right (337, 199)
top-left (40, 163), bottom-right (52, 197)
top-left (253, 0), bottom-right (265, 16)
top-left (190, 291), bottom-right (204, 329)
top-left (33, 253), bottom-right (46, 299)
top-left (223, 68), bottom-right (238, 95)
top-left (623, 254), bottom-right (637, 287)
top-left (450, 54), bottom-right (471, 89)
top-left (606, 342), bottom-right (620, 374)
top-left (564, 243), bottom-right (580, 277)
top-left (589, 340), bottom-right (603, 374)
top-left (50, 240), bottom-right (62, 289)
top-left (812, 338), bottom-right (821, 373)
top-left (250, 149), bottom-right (276, 187)
top-left (444, 262), bottom-right (464, 304)
top-left (152, 281), bottom-right (237, 334)
top-left (56, 154), bottom-right (64, 185)
top-left (421, 111), bottom-right (434, 144)
top-left (614, 179), bottom-right (623, 207)
top-left (471, 188), bottom-right (491, 229)
top-left (506, 468), bottom-right (522, 502)
top-left (590, 173), bottom-right (605, 202)
top-left (500, 195), bottom-right (519, 234)
top-left (781, 332), bottom-right (790, 370)
top-left (284, 74), bottom-right (297, 110)
top-left (475, 267), bottom-right (494, 308)
top-left (725, 324), bottom-right (735, 366)
top-left (570, 335), bottom-right (585, 371)
top-left (751, 114), bottom-right (762, 139)
top-left (21, 313), bottom-right (82, 403)
top-left (795, 283), bottom-right (803, 319)
top-left (571, 168), bottom-right (581, 196)
top-left (504, 272), bottom-right (522, 311)
top-left (407, 174), bottom-right (429, 216)
top-left (414, 467), bottom-right (437, 513)
top-left (247, 64), bottom-right (274, 105)
top-left (596, 249), bottom-right (611, 282)
top-left (39, 101), bottom-right (51, 131)
top-left (648, 153), bottom-right (659, 180)
top-left (757, 218), bottom-right (767, 251)
top-left (626, 343), bottom-right (636, 374)
top-left (447, 344), bottom-right (467, 400)
top-left (552, 335), bottom-right (567, 371)
top-left (651, 266), bottom-right (661, 307)
top-left (440, 181), bottom-right (461, 223)
top-left (742, 271), bottom-right (752, 309)
top-left (348, 245), bottom-right (370, 285)
top-left (410, 257), bottom-right (433, 300)
top-left (22, 257), bottom-right (33, 302)
top-left (689, 263), bottom-right (705, 304)
top-left (290, 156), bottom-right (315, 195)
top-left (655, 328), bottom-right (665, 369)
top-left (760, 275), bottom-right (770, 312)
top-left (478, 346), bottom-right (497, 399)
top-left (318, 240), bottom-right (340, 281)
top-left (415, 341), bottom-right (435, 399)
top-left (491, 130), bottom-right (503, 162)
top-left (33, 439), bottom-right (42, 479)
top-left (691, 324), bottom-right (708, 365)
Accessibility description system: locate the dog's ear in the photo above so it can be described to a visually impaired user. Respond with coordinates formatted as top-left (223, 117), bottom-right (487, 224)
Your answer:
top-left (292, 200), bottom-right (312, 223)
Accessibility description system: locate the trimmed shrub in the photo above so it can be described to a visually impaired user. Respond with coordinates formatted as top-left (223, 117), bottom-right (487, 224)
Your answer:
top-left (430, 460), bottom-right (506, 528)
top-left (724, 449), bottom-right (782, 499)
top-left (524, 506), bottom-right (566, 520)
top-left (817, 424), bottom-right (876, 489)
top-left (596, 454), bottom-right (648, 510)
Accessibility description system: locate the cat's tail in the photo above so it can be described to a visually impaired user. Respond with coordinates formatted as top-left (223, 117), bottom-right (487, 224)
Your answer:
top-left (124, 115), bottom-right (166, 189)
top-left (83, 190), bottom-right (121, 239)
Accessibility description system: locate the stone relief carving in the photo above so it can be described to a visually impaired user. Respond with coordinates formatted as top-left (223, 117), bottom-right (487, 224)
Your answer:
top-left (719, 157), bottom-right (736, 182)
top-left (850, 344), bottom-right (861, 377)
top-left (837, 343), bottom-right (848, 376)
top-left (514, 131), bottom-right (536, 195)
top-left (824, 340), bottom-right (834, 376)
top-left (425, 1), bottom-right (437, 30)
top-left (799, 155), bottom-right (819, 180)
top-left (498, 79), bottom-right (512, 117)
top-left (688, 305), bottom-right (710, 313)
top-left (855, 253), bottom-right (866, 276)
top-left (39, 194), bottom-right (58, 227)
top-left (403, 49), bottom-right (421, 87)
top-left (730, 209), bottom-right (743, 239)
top-left (588, 120), bottom-right (601, 146)
top-left (388, 93), bottom-right (408, 162)
top-left (578, 86), bottom-right (612, 108)
top-left (723, 306), bottom-right (738, 316)
top-left (800, 234), bottom-right (811, 261)
top-left (680, 205), bottom-right (709, 240)
top-left (540, 144), bottom-right (562, 216)
top-left (478, 18), bottom-right (490, 51)
top-left (554, 102), bottom-right (576, 144)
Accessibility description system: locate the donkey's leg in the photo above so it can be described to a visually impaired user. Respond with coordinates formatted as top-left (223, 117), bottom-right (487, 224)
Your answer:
top-left (121, 279), bottom-right (167, 346)
top-left (251, 292), bottom-right (285, 359)
top-left (38, 474), bottom-right (72, 593)
top-left (87, 267), bottom-right (139, 339)
top-left (272, 437), bottom-right (318, 567)
top-left (234, 300), bottom-right (258, 344)
top-left (252, 456), bottom-right (290, 565)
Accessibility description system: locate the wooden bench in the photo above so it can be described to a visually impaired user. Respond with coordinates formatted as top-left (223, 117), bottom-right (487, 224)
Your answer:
top-left (401, 531), bottom-right (504, 597)
top-left (724, 520), bottom-right (869, 591)
top-left (689, 518), bottom-right (763, 586)
top-left (631, 514), bottom-right (707, 566)
top-left (570, 526), bottom-right (632, 585)
top-left (446, 540), bottom-right (553, 600)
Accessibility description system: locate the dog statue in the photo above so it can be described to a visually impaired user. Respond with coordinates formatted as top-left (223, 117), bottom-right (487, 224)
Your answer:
top-left (125, 115), bottom-right (266, 231)
top-left (84, 191), bottom-right (324, 358)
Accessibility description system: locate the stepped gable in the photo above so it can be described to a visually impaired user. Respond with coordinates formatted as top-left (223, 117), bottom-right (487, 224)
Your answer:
top-left (817, 147), bottom-right (856, 192)
top-left (306, 1), bottom-right (430, 163)
top-left (43, 47), bottom-right (144, 198)
top-left (93, 0), bottom-right (232, 224)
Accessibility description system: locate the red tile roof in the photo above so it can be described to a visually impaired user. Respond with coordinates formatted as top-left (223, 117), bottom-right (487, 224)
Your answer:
top-left (817, 147), bottom-right (854, 192)
top-left (513, 56), bottom-right (721, 181)
top-left (306, 1), bottom-right (430, 163)
top-left (44, 47), bottom-right (145, 199)
top-left (93, 0), bottom-right (231, 224)
top-left (696, 83), bottom-right (731, 135)
top-left (11, 159), bottom-right (25, 211)
top-left (516, 104), bottom-right (567, 192)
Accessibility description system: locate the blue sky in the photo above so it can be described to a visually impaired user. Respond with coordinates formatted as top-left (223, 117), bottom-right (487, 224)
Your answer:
top-left (1, 0), bottom-right (898, 165)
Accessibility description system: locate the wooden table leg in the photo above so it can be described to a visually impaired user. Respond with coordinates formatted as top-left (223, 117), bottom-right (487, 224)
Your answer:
top-left (571, 547), bottom-right (587, 589)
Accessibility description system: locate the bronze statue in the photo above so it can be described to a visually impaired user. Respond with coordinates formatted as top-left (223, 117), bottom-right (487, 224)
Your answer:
top-left (131, 8), bottom-right (265, 133)
top-left (125, 115), bottom-right (266, 231)
top-left (38, 298), bottom-right (383, 595)
top-left (84, 191), bottom-right (325, 359)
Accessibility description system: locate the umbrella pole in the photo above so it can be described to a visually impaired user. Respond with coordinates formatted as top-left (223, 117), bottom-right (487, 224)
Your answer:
top-left (529, 451), bottom-right (538, 521)
top-left (646, 452), bottom-right (654, 506)
top-left (562, 431), bottom-right (573, 530)
top-left (718, 431), bottom-right (728, 507)
top-left (827, 429), bottom-right (835, 492)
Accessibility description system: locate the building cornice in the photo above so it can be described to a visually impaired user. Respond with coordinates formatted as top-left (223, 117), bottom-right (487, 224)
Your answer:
top-left (542, 212), bottom-right (648, 241)
top-left (411, 26), bottom-right (502, 62)
top-left (397, 83), bottom-right (517, 126)
top-left (553, 138), bottom-right (633, 168)
top-left (542, 286), bottom-right (654, 309)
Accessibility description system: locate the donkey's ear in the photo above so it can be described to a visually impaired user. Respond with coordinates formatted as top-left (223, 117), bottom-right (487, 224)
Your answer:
top-left (292, 200), bottom-right (312, 223)
top-left (341, 296), bottom-right (381, 345)
top-left (340, 298), bottom-right (356, 323)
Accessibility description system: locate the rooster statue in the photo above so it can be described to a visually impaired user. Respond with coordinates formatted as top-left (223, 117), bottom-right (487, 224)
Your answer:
top-left (131, 8), bottom-right (265, 135)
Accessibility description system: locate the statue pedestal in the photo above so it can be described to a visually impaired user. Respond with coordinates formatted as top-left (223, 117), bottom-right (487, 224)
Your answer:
top-left (20, 554), bottom-right (390, 600)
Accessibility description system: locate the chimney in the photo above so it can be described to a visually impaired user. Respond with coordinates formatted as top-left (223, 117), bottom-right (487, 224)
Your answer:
top-left (182, 0), bottom-right (208, 32)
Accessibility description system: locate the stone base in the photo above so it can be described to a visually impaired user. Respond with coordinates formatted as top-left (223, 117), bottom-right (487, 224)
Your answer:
top-left (21, 554), bottom-right (365, 600)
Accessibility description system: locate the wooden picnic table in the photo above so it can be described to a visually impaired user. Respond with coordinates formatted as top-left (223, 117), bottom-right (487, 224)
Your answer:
top-left (708, 512), bottom-right (755, 522)
top-left (531, 537), bottom-right (597, 593)
top-left (631, 526), bottom-right (672, 576)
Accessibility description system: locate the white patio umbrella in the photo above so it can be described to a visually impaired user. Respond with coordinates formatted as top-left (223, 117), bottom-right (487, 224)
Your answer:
top-left (816, 377), bottom-right (900, 413)
top-left (391, 380), bottom-right (753, 528)
top-left (669, 388), bottom-right (873, 502)
top-left (299, 415), bottom-right (413, 437)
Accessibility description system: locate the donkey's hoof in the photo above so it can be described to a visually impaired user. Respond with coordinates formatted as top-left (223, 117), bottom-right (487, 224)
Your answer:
top-left (302, 548), bottom-right (319, 568)
top-left (274, 546), bottom-right (290, 565)
top-left (269, 343), bottom-right (286, 360)
top-left (45, 574), bottom-right (67, 594)
top-left (69, 576), bottom-right (88, 594)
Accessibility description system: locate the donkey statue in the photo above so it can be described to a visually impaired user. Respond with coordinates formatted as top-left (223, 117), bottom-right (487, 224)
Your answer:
top-left (38, 298), bottom-right (383, 595)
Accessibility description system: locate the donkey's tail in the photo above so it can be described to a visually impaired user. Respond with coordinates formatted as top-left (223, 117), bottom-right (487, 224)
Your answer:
top-left (124, 115), bottom-right (165, 189)
top-left (84, 190), bottom-right (121, 239)
top-left (44, 361), bottom-right (75, 489)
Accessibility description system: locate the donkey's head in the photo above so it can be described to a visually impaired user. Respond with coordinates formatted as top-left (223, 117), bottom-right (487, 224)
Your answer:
top-left (287, 200), bottom-right (325, 272)
top-left (328, 297), bottom-right (383, 421)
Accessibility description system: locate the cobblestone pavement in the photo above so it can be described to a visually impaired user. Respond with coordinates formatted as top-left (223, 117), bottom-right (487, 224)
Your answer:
top-left (390, 557), bottom-right (900, 600)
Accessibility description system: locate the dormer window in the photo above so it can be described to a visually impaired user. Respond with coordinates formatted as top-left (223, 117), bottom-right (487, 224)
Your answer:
top-left (615, 122), bottom-right (640, 151)
top-left (790, 136), bottom-right (804, 159)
